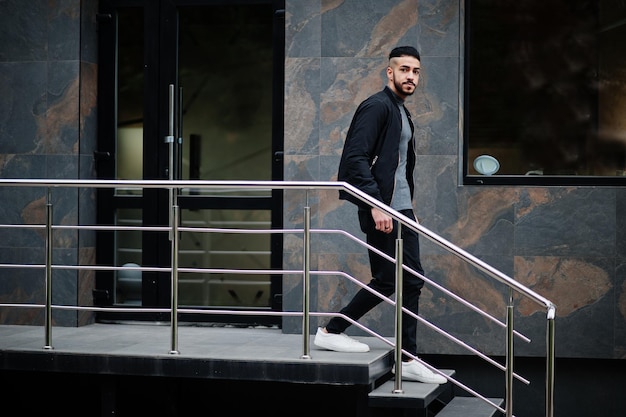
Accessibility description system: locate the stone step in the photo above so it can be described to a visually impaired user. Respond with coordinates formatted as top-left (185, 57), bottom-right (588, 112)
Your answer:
top-left (368, 369), bottom-right (455, 411)
top-left (437, 396), bottom-right (504, 417)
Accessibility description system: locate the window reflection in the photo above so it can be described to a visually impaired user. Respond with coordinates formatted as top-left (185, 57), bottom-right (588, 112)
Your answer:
top-left (178, 209), bottom-right (272, 308)
top-left (116, 7), bottom-right (144, 194)
top-left (466, 0), bottom-right (626, 180)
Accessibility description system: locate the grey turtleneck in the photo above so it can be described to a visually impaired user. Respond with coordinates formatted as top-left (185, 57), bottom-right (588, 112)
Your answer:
top-left (390, 96), bottom-right (413, 211)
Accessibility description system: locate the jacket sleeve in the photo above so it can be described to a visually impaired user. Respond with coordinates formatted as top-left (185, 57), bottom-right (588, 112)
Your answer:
top-left (337, 97), bottom-right (389, 208)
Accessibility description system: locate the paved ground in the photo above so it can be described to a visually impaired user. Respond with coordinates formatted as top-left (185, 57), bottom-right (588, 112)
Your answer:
top-left (0, 322), bottom-right (395, 385)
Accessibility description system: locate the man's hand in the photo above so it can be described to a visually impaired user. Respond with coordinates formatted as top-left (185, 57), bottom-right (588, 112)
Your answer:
top-left (371, 207), bottom-right (393, 233)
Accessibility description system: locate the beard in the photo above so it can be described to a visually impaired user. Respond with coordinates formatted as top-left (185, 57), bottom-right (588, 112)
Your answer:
top-left (394, 79), bottom-right (416, 96)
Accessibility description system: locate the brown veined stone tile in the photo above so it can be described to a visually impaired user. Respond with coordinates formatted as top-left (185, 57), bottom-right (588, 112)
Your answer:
top-left (425, 254), bottom-right (507, 318)
top-left (515, 256), bottom-right (612, 317)
top-left (446, 188), bottom-right (518, 248)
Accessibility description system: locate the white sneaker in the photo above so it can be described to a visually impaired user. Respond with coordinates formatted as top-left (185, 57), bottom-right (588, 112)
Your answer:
top-left (313, 327), bottom-right (370, 353)
top-left (392, 359), bottom-right (447, 384)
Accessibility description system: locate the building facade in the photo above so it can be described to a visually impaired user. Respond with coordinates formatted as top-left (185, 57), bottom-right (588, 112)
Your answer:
top-left (1, 0), bottom-right (625, 364)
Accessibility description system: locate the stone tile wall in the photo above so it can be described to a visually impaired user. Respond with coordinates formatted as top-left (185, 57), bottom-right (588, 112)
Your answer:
top-left (0, 0), bottom-right (624, 359)
top-left (283, 0), bottom-right (626, 359)
top-left (0, 0), bottom-right (98, 326)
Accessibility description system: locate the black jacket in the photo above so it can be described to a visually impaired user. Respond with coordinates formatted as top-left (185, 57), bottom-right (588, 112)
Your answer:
top-left (338, 86), bottom-right (416, 209)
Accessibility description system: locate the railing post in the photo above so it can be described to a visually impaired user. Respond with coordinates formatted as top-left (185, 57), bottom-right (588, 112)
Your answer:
top-left (505, 288), bottom-right (514, 417)
top-left (393, 227), bottom-right (403, 393)
top-left (546, 307), bottom-right (556, 417)
top-left (169, 193), bottom-right (180, 355)
top-left (43, 188), bottom-right (53, 350)
top-left (301, 205), bottom-right (311, 359)
top-left (166, 84), bottom-right (179, 355)
top-left (166, 84), bottom-right (175, 241)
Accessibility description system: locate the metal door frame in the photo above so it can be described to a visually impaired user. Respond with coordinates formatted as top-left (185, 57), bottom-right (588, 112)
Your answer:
top-left (95, 0), bottom-right (285, 325)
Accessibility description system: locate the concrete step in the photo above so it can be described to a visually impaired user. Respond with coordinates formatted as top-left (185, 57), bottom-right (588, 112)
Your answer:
top-left (368, 369), bottom-right (455, 412)
top-left (437, 396), bottom-right (504, 417)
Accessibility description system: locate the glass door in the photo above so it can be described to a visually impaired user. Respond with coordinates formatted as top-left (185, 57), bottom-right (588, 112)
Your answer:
top-left (96, 0), bottom-right (285, 325)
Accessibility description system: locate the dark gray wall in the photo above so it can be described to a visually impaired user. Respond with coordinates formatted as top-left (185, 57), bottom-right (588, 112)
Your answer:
top-left (282, 0), bottom-right (626, 361)
top-left (0, 0), bottom-right (624, 361)
top-left (0, 1), bottom-right (625, 416)
top-left (0, 0), bottom-right (98, 326)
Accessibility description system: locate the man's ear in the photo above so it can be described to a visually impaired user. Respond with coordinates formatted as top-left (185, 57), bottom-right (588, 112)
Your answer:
top-left (386, 66), bottom-right (393, 80)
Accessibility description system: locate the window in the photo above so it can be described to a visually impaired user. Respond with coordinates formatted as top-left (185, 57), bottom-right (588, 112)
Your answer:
top-left (464, 0), bottom-right (626, 185)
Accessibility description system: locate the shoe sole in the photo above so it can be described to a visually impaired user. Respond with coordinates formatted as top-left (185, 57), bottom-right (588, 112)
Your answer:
top-left (401, 375), bottom-right (447, 384)
top-left (392, 368), bottom-right (447, 384)
top-left (313, 339), bottom-right (369, 353)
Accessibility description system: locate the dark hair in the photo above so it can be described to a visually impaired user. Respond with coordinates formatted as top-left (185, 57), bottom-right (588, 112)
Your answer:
top-left (388, 46), bottom-right (420, 61)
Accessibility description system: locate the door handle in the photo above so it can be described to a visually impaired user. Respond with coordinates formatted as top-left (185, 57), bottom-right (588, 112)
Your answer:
top-left (93, 151), bottom-right (112, 161)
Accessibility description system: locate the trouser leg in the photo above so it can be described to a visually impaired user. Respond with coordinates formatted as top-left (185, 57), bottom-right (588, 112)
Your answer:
top-left (325, 216), bottom-right (396, 334)
top-left (326, 210), bottom-right (425, 360)
top-left (398, 214), bottom-right (425, 359)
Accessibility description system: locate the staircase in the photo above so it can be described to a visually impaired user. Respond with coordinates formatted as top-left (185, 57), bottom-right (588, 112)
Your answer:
top-left (368, 369), bottom-right (504, 417)
top-left (0, 178), bottom-right (555, 417)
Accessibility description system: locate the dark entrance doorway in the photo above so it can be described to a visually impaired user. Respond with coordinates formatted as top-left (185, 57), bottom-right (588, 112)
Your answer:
top-left (96, 0), bottom-right (285, 325)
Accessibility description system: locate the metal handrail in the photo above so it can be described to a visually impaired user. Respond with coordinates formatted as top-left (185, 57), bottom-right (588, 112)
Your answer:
top-left (0, 178), bottom-right (555, 417)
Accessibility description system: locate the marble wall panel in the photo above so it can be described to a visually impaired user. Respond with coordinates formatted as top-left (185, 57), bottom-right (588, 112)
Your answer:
top-left (444, 186), bottom-right (516, 256)
top-left (284, 58), bottom-right (320, 155)
top-left (281, 250), bottom-right (320, 332)
top-left (78, 246), bottom-right (96, 326)
top-left (79, 62), bottom-right (98, 156)
top-left (52, 247), bottom-right (79, 326)
top-left (76, 0), bottom-right (99, 326)
top-left (0, 154), bottom-right (45, 179)
top-left (414, 56), bottom-right (459, 155)
top-left (48, 0), bottom-right (81, 61)
top-left (78, 60), bottom-right (98, 261)
top-left (50, 187), bottom-right (79, 249)
top-left (515, 188), bottom-right (615, 257)
top-left (319, 57), bottom-right (387, 156)
top-left (0, 169), bottom-right (46, 248)
top-left (283, 155), bottom-right (321, 224)
top-left (417, 0), bottom-right (460, 56)
top-left (46, 61), bottom-right (80, 155)
top-left (412, 154), bottom-right (459, 243)
top-left (0, 248), bottom-right (43, 325)
top-left (0, 0), bottom-right (96, 326)
top-left (48, 154), bottom-right (79, 180)
top-left (284, 0), bottom-right (626, 359)
top-left (80, 0), bottom-right (99, 64)
top-left (285, 0), bottom-right (321, 58)
top-left (0, 63), bottom-right (47, 153)
top-left (515, 255), bottom-right (615, 357)
top-left (320, 0), bottom-right (418, 58)
top-left (78, 186), bottom-right (97, 248)
top-left (0, 0), bottom-right (47, 62)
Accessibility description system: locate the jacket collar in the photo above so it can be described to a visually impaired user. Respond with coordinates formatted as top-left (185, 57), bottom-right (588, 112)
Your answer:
top-left (383, 86), bottom-right (412, 120)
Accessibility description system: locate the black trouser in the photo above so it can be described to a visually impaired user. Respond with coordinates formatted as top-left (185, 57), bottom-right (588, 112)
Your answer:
top-left (326, 209), bottom-right (425, 360)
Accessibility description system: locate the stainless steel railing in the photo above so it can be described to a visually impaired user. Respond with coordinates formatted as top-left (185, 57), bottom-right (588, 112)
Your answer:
top-left (0, 178), bottom-right (555, 417)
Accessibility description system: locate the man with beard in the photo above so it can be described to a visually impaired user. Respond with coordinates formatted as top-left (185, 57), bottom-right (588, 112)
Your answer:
top-left (313, 46), bottom-right (446, 384)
